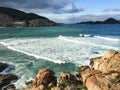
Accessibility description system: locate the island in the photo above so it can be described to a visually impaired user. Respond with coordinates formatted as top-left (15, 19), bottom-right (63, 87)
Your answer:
top-left (0, 7), bottom-right (58, 27)
top-left (77, 18), bottom-right (120, 24)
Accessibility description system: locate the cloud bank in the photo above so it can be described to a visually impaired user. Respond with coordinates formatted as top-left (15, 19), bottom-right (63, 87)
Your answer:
top-left (0, 0), bottom-right (84, 13)
top-left (48, 14), bottom-right (120, 24)
top-left (103, 8), bottom-right (120, 12)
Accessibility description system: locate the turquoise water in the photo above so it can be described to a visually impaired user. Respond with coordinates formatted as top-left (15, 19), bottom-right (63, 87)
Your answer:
top-left (0, 24), bottom-right (120, 88)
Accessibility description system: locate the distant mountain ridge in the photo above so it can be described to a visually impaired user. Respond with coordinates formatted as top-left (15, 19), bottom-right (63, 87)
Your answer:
top-left (0, 7), bottom-right (58, 27)
top-left (78, 18), bottom-right (120, 24)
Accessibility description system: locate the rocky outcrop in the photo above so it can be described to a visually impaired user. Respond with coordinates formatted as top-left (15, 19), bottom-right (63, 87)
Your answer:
top-left (90, 50), bottom-right (120, 73)
top-left (78, 68), bottom-right (120, 90)
top-left (0, 74), bottom-right (18, 89)
top-left (27, 68), bottom-right (57, 90)
top-left (1, 50), bottom-right (120, 90)
top-left (78, 50), bottom-right (120, 90)
top-left (24, 69), bottom-right (87, 90)
top-left (0, 62), bottom-right (18, 90)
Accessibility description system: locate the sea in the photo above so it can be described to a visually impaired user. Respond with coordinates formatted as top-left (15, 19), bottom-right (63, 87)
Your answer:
top-left (0, 24), bottom-right (120, 88)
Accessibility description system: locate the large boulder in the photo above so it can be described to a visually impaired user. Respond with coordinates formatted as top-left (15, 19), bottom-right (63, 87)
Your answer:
top-left (28, 68), bottom-right (57, 90)
top-left (78, 66), bottom-right (120, 90)
top-left (90, 50), bottom-right (120, 73)
top-left (77, 50), bottom-right (120, 90)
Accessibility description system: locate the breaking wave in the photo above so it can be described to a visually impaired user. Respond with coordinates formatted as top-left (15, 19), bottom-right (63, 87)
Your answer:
top-left (0, 42), bottom-right (65, 64)
top-left (96, 36), bottom-right (120, 42)
top-left (58, 35), bottom-right (119, 50)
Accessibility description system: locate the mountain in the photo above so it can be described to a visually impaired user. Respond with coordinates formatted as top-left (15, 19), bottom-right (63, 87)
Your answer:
top-left (78, 18), bottom-right (120, 24)
top-left (0, 7), bottom-right (58, 27)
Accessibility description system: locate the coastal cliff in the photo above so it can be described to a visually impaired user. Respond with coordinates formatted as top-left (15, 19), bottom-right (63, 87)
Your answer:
top-left (0, 50), bottom-right (120, 90)
top-left (0, 7), bottom-right (58, 27)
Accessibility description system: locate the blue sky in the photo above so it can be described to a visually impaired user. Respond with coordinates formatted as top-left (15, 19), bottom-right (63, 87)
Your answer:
top-left (0, 0), bottom-right (120, 23)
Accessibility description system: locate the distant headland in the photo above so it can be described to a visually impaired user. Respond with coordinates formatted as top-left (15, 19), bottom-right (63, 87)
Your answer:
top-left (77, 18), bottom-right (120, 24)
top-left (0, 7), bottom-right (58, 27)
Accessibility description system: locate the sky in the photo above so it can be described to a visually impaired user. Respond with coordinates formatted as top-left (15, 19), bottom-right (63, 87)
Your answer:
top-left (0, 0), bottom-right (120, 24)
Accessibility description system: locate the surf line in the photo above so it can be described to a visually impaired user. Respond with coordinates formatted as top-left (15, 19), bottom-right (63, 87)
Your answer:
top-left (0, 42), bottom-right (65, 64)
top-left (58, 35), bottom-right (119, 50)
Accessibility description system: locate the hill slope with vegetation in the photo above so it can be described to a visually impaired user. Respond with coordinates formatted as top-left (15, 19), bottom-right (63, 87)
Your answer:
top-left (0, 7), bottom-right (58, 27)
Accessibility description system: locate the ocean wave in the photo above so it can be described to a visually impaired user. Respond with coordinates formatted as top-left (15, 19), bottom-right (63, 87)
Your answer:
top-left (58, 35), bottom-right (119, 50)
top-left (96, 36), bottom-right (120, 42)
top-left (79, 34), bottom-right (94, 37)
top-left (0, 42), bottom-right (65, 64)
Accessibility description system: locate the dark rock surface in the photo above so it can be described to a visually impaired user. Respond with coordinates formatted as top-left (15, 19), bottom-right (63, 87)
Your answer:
top-left (0, 74), bottom-right (18, 89)
top-left (0, 62), bottom-right (8, 72)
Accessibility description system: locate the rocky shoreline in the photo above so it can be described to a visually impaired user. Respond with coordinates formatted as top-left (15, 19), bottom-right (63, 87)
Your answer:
top-left (0, 50), bottom-right (120, 90)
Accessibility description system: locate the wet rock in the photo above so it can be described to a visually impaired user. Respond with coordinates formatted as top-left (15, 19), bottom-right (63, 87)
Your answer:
top-left (5, 84), bottom-right (16, 90)
top-left (0, 62), bottom-right (8, 72)
top-left (0, 74), bottom-right (18, 89)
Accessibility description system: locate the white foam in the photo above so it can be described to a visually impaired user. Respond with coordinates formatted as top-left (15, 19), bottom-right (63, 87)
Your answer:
top-left (58, 35), bottom-right (119, 50)
top-left (0, 42), bottom-right (8, 46)
top-left (8, 46), bottom-right (65, 64)
top-left (79, 34), bottom-right (93, 37)
top-left (0, 41), bottom-right (65, 64)
top-left (0, 36), bottom-right (119, 67)
top-left (96, 36), bottom-right (120, 42)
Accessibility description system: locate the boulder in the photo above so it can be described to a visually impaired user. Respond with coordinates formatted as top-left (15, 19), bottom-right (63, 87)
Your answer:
top-left (90, 51), bottom-right (120, 73)
top-left (77, 50), bottom-right (120, 90)
top-left (0, 62), bottom-right (8, 72)
top-left (0, 74), bottom-right (18, 89)
top-left (28, 68), bottom-right (57, 90)
top-left (78, 66), bottom-right (120, 90)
